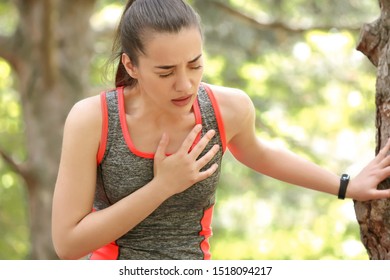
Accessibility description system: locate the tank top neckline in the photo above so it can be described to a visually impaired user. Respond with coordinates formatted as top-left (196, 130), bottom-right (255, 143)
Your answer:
top-left (117, 86), bottom-right (202, 159)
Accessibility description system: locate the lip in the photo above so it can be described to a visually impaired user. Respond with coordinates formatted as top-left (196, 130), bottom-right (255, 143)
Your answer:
top-left (171, 94), bottom-right (193, 107)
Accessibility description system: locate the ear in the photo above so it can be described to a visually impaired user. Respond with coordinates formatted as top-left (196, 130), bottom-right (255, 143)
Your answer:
top-left (121, 53), bottom-right (139, 79)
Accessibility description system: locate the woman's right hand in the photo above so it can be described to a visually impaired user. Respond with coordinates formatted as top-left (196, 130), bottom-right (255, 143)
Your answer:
top-left (153, 124), bottom-right (220, 197)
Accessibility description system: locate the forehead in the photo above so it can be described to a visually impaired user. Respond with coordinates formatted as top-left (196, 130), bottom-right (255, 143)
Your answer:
top-left (140, 27), bottom-right (203, 65)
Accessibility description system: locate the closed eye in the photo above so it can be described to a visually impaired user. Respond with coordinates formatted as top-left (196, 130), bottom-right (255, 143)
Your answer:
top-left (191, 65), bottom-right (203, 70)
top-left (159, 72), bottom-right (174, 78)
top-left (157, 64), bottom-right (202, 78)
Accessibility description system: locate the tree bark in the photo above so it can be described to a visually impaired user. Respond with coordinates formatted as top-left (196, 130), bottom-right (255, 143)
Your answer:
top-left (0, 0), bottom-right (97, 259)
top-left (355, 0), bottom-right (390, 260)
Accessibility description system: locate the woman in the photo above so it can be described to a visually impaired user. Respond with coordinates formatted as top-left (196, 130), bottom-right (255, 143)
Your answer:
top-left (52, 0), bottom-right (390, 260)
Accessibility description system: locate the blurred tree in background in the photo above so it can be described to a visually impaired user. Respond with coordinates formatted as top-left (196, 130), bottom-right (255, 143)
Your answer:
top-left (0, 0), bottom-right (97, 259)
top-left (0, 0), bottom-right (383, 259)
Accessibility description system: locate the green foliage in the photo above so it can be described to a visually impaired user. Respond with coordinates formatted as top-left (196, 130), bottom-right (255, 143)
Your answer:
top-left (0, 58), bottom-right (30, 259)
top-left (211, 154), bottom-right (369, 259)
top-left (89, 2), bottom-right (123, 89)
top-left (227, 0), bottom-right (378, 26)
top-left (0, 1), bottom-right (17, 36)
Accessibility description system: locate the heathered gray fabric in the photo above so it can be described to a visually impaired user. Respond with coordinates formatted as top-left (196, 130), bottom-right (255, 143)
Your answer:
top-left (93, 84), bottom-right (224, 260)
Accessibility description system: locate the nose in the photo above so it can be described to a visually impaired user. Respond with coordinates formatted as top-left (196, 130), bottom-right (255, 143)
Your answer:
top-left (174, 70), bottom-right (192, 92)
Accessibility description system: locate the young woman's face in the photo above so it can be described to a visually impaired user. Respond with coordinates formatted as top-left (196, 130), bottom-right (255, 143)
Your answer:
top-left (123, 27), bottom-right (204, 114)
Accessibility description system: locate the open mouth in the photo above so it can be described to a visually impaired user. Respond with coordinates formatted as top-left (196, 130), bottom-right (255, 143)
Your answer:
top-left (171, 95), bottom-right (193, 107)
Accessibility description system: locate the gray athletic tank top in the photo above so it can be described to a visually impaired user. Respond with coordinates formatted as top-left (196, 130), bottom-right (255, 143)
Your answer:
top-left (91, 83), bottom-right (225, 260)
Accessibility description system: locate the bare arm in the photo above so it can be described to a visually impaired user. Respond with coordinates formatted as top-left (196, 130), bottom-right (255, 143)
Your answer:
top-left (213, 85), bottom-right (390, 201)
top-left (52, 98), bottom-right (219, 260)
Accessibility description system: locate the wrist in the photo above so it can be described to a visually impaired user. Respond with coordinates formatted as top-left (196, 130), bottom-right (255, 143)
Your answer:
top-left (148, 177), bottom-right (175, 201)
top-left (338, 173), bottom-right (350, 199)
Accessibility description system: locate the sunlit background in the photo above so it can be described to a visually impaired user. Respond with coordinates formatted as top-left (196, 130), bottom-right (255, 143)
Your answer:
top-left (0, 0), bottom-right (381, 259)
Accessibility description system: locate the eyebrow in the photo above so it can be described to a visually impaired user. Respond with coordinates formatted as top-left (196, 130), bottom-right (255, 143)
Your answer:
top-left (154, 54), bottom-right (202, 70)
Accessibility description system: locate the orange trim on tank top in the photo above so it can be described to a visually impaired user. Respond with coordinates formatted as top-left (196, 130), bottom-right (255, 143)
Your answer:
top-left (117, 86), bottom-right (202, 159)
top-left (202, 83), bottom-right (227, 152)
top-left (97, 91), bottom-right (109, 165)
top-left (199, 205), bottom-right (214, 260)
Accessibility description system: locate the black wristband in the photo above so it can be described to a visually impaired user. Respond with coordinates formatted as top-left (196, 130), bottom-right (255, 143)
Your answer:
top-left (338, 174), bottom-right (350, 200)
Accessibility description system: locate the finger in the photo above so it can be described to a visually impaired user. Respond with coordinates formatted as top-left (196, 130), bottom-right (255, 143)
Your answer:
top-left (378, 153), bottom-right (390, 168)
top-left (179, 124), bottom-right (202, 153)
top-left (195, 144), bottom-right (220, 170)
top-left (197, 163), bottom-right (219, 182)
top-left (377, 166), bottom-right (390, 182)
top-left (189, 129), bottom-right (216, 159)
top-left (154, 133), bottom-right (169, 162)
top-left (369, 189), bottom-right (390, 201)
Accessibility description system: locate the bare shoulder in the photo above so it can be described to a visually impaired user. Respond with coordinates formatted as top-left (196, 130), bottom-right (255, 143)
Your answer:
top-left (66, 95), bottom-right (101, 127)
top-left (67, 94), bottom-right (101, 121)
top-left (64, 94), bottom-right (102, 146)
top-left (207, 84), bottom-right (255, 142)
top-left (208, 84), bottom-right (251, 102)
top-left (208, 84), bottom-right (254, 115)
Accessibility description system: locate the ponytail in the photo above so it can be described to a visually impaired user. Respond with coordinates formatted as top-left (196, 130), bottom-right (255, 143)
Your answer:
top-left (114, 0), bottom-right (137, 88)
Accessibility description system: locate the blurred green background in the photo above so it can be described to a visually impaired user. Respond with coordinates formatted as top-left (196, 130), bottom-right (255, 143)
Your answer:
top-left (0, 0), bottom-right (380, 259)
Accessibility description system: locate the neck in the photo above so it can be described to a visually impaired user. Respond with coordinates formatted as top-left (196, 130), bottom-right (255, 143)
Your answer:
top-left (123, 86), bottom-right (195, 125)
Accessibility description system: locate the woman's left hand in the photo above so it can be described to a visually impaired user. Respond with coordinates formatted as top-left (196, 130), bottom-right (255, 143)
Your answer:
top-left (348, 138), bottom-right (390, 201)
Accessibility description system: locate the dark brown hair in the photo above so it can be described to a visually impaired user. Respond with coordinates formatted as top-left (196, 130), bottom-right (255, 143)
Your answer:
top-left (112, 0), bottom-right (202, 87)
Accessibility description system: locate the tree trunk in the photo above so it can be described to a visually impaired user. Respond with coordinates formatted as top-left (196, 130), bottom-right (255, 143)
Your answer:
top-left (355, 0), bottom-right (390, 260)
top-left (0, 0), bottom-right (97, 259)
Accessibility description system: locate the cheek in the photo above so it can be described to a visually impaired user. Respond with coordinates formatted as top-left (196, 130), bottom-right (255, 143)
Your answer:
top-left (196, 67), bottom-right (204, 79)
top-left (198, 70), bottom-right (204, 80)
top-left (141, 76), bottom-right (172, 95)
top-left (194, 71), bottom-right (204, 85)
top-left (140, 72), bottom-right (164, 87)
